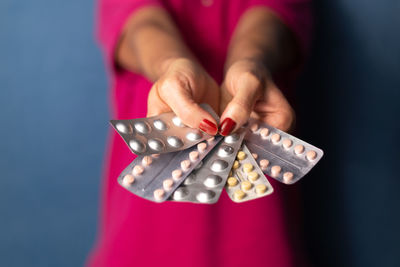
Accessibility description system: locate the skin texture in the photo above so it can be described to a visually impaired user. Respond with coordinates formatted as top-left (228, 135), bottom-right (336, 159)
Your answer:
top-left (116, 6), bottom-right (298, 134)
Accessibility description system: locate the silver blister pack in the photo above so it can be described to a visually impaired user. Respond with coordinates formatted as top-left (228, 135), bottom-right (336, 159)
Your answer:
top-left (110, 104), bottom-right (218, 155)
top-left (118, 136), bottom-right (223, 202)
top-left (225, 144), bottom-right (273, 202)
top-left (245, 118), bottom-right (324, 184)
top-left (169, 128), bottom-right (246, 204)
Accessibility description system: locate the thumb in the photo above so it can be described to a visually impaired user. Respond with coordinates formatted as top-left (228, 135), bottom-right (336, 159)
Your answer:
top-left (219, 74), bottom-right (263, 136)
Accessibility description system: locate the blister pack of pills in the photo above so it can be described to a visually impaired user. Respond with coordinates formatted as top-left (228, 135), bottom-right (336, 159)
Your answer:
top-left (225, 144), bottom-right (273, 202)
top-left (245, 118), bottom-right (323, 184)
top-left (169, 128), bottom-right (247, 204)
top-left (118, 136), bottom-right (223, 202)
top-left (110, 104), bottom-right (218, 155)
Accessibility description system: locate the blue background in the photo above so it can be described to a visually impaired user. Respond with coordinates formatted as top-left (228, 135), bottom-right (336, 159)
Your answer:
top-left (0, 0), bottom-right (399, 266)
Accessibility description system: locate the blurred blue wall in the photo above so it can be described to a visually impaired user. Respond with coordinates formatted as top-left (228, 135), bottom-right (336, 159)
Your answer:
top-left (0, 0), bottom-right (108, 266)
top-left (1, 0), bottom-right (399, 267)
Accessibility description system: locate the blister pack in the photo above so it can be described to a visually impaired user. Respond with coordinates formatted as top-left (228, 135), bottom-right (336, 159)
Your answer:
top-left (245, 118), bottom-right (324, 184)
top-left (225, 144), bottom-right (273, 202)
top-left (110, 104), bottom-right (218, 155)
top-left (169, 128), bottom-right (247, 204)
top-left (118, 136), bottom-right (223, 202)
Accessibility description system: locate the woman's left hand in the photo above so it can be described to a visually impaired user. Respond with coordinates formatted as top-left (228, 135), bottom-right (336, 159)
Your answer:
top-left (219, 59), bottom-right (295, 135)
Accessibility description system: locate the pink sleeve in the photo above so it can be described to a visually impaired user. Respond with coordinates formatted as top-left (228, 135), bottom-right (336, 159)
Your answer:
top-left (96, 0), bottom-right (162, 69)
top-left (249, 0), bottom-right (312, 59)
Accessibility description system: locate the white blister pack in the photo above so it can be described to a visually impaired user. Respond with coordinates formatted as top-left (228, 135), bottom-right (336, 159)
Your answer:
top-left (169, 128), bottom-right (246, 204)
top-left (225, 144), bottom-right (273, 202)
top-left (110, 104), bottom-right (218, 155)
top-left (118, 136), bottom-right (223, 202)
top-left (245, 118), bottom-right (324, 184)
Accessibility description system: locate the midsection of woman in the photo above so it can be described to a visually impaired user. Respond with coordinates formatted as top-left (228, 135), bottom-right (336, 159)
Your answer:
top-left (88, 0), bottom-right (311, 266)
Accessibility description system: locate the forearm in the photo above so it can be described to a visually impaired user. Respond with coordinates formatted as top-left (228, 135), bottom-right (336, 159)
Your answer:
top-left (116, 6), bottom-right (194, 81)
top-left (225, 7), bottom-right (299, 73)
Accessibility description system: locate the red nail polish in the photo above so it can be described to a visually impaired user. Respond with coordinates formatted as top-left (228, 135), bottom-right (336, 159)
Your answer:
top-left (219, 118), bottom-right (236, 136)
top-left (199, 119), bottom-right (218, 135)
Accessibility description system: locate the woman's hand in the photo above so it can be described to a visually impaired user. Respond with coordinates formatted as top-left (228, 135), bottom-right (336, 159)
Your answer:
top-left (147, 58), bottom-right (220, 135)
top-left (219, 59), bottom-right (295, 135)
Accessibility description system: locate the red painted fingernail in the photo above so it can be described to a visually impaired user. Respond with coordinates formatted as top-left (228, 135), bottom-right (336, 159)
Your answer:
top-left (199, 119), bottom-right (218, 135)
top-left (219, 118), bottom-right (236, 136)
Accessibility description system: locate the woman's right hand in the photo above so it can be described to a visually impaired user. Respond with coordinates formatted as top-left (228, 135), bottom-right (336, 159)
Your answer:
top-left (146, 58), bottom-right (220, 135)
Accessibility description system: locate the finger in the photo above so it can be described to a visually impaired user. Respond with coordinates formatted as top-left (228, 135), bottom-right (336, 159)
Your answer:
top-left (146, 84), bottom-right (172, 117)
top-left (219, 73), bottom-right (262, 136)
top-left (158, 78), bottom-right (218, 135)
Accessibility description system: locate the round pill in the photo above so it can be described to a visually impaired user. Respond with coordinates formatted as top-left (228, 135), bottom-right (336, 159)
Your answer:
top-left (224, 133), bottom-right (239, 144)
top-left (294, 144), bottom-right (305, 155)
top-left (180, 160), bottom-right (191, 171)
top-left (172, 169), bottom-right (183, 180)
top-left (259, 159), bottom-right (269, 171)
top-left (255, 184), bottom-right (267, 195)
top-left (186, 130), bottom-right (203, 141)
top-left (243, 163), bottom-right (253, 173)
top-left (282, 139), bottom-right (293, 149)
top-left (184, 174), bottom-right (196, 185)
top-left (204, 175), bottom-right (222, 188)
top-left (306, 150), bottom-right (317, 161)
top-left (260, 128), bottom-right (270, 139)
top-left (250, 123), bottom-right (259, 132)
top-left (132, 165), bottom-right (144, 176)
top-left (148, 138), bottom-right (165, 152)
top-left (218, 145), bottom-right (234, 157)
top-left (129, 139), bottom-right (145, 153)
top-left (248, 171), bottom-right (259, 182)
top-left (232, 160), bottom-right (240, 169)
top-left (189, 151), bottom-right (199, 161)
top-left (153, 119), bottom-right (167, 131)
top-left (271, 133), bottom-right (281, 144)
top-left (163, 178), bottom-right (174, 190)
top-left (122, 174), bottom-right (135, 186)
top-left (271, 165), bottom-right (281, 177)
top-left (196, 190), bottom-right (216, 203)
top-left (173, 187), bottom-right (188, 200)
top-left (283, 172), bottom-right (294, 183)
top-left (167, 136), bottom-right (183, 148)
top-left (141, 156), bottom-right (153, 166)
top-left (211, 159), bottom-right (229, 172)
top-left (197, 142), bottom-right (207, 153)
top-left (234, 190), bottom-right (245, 200)
top-left (115, 122), bottom-right (131, 134)
top-left (227, 177), bottom-right (238, 187)
top-left (153, 189), bottom-right (165, 201)
top-left (152, 153), bottom-right (160, 158)
top-left (134, 121), bottom-right (150, 134)
top-left (236, 151), bottom-right (246, 160)
top-left (252, 153), bottom-right (258, 159)
top-left (241, 181), bottom-right (252, 191)
top-left (172, 116), bottom-right (185, 127)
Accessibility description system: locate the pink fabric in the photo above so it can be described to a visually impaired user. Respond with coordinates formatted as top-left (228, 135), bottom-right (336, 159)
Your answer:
top-left (88, 0), bottom-right (311, 266)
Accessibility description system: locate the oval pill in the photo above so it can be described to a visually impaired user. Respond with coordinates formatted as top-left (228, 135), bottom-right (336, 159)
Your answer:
top-left (184, 174), bottom-right (196, 185)
top-left (211, 159), bottom-right (229, 172)
top-left (224, 133), bottom-right (239, 144)
top-left (167, 136), bottom-right (183, 148)
top-left (218, 145), bottom-right (234, 157)
top-left (227, 177), bottom-right (238, 187)
top-left (248, 171), bottom-right (259, 182)
top-left (236, 151), bottom-right (246, 160)
top-left (148, 138), bottom-right (164, 152)
top-left (306, 150), bottom-right (317, 161)
top-left (134, 121), bottom-right (150, 134)
top-left (115, 122), bottom-right (131, 134)
top-left (186, 130), bottom-right (202, 141)
top-left (196, 190), bottom-right (216, 203)
top-left (294, 144), bottom-right (305, 155)
top-left (173, 187), bottom-right (188, 200)
top-left (283, 172), bottom-right (294, 183)
top-left (153, 119), bottom-right (167, 131)
top-left (132, 165), bottom-right (144, 176)
top-left (172, 116), bottom-right (185, 127)
top-left (141, 156), bottom-right (153, 166)
top-left (255, 184), bottom-right (267, 195)
top-left (122, 174), bottom-right (135, 186)
top-left (204, 175), bottom-right (222, 187)
top-left (241, 181), bottom-right (252, 191)
top-left (271, 133), bottom-right (281, 144)
top-left (129, 139), bottom-right (145, 153)
top-left (271, 165), bottom-right (281, 177)
top-left (243, 163), bottom-right (253, 173)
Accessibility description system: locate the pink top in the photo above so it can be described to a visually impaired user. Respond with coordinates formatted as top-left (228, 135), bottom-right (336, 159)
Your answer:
top-left (87, 1), bottom-right (311, 266)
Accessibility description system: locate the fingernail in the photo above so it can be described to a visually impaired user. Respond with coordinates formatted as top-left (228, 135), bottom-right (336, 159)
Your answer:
top-left (199, 119), bottom-right (218, 135)
top-left (219, 118), bottom-right (236, 136)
